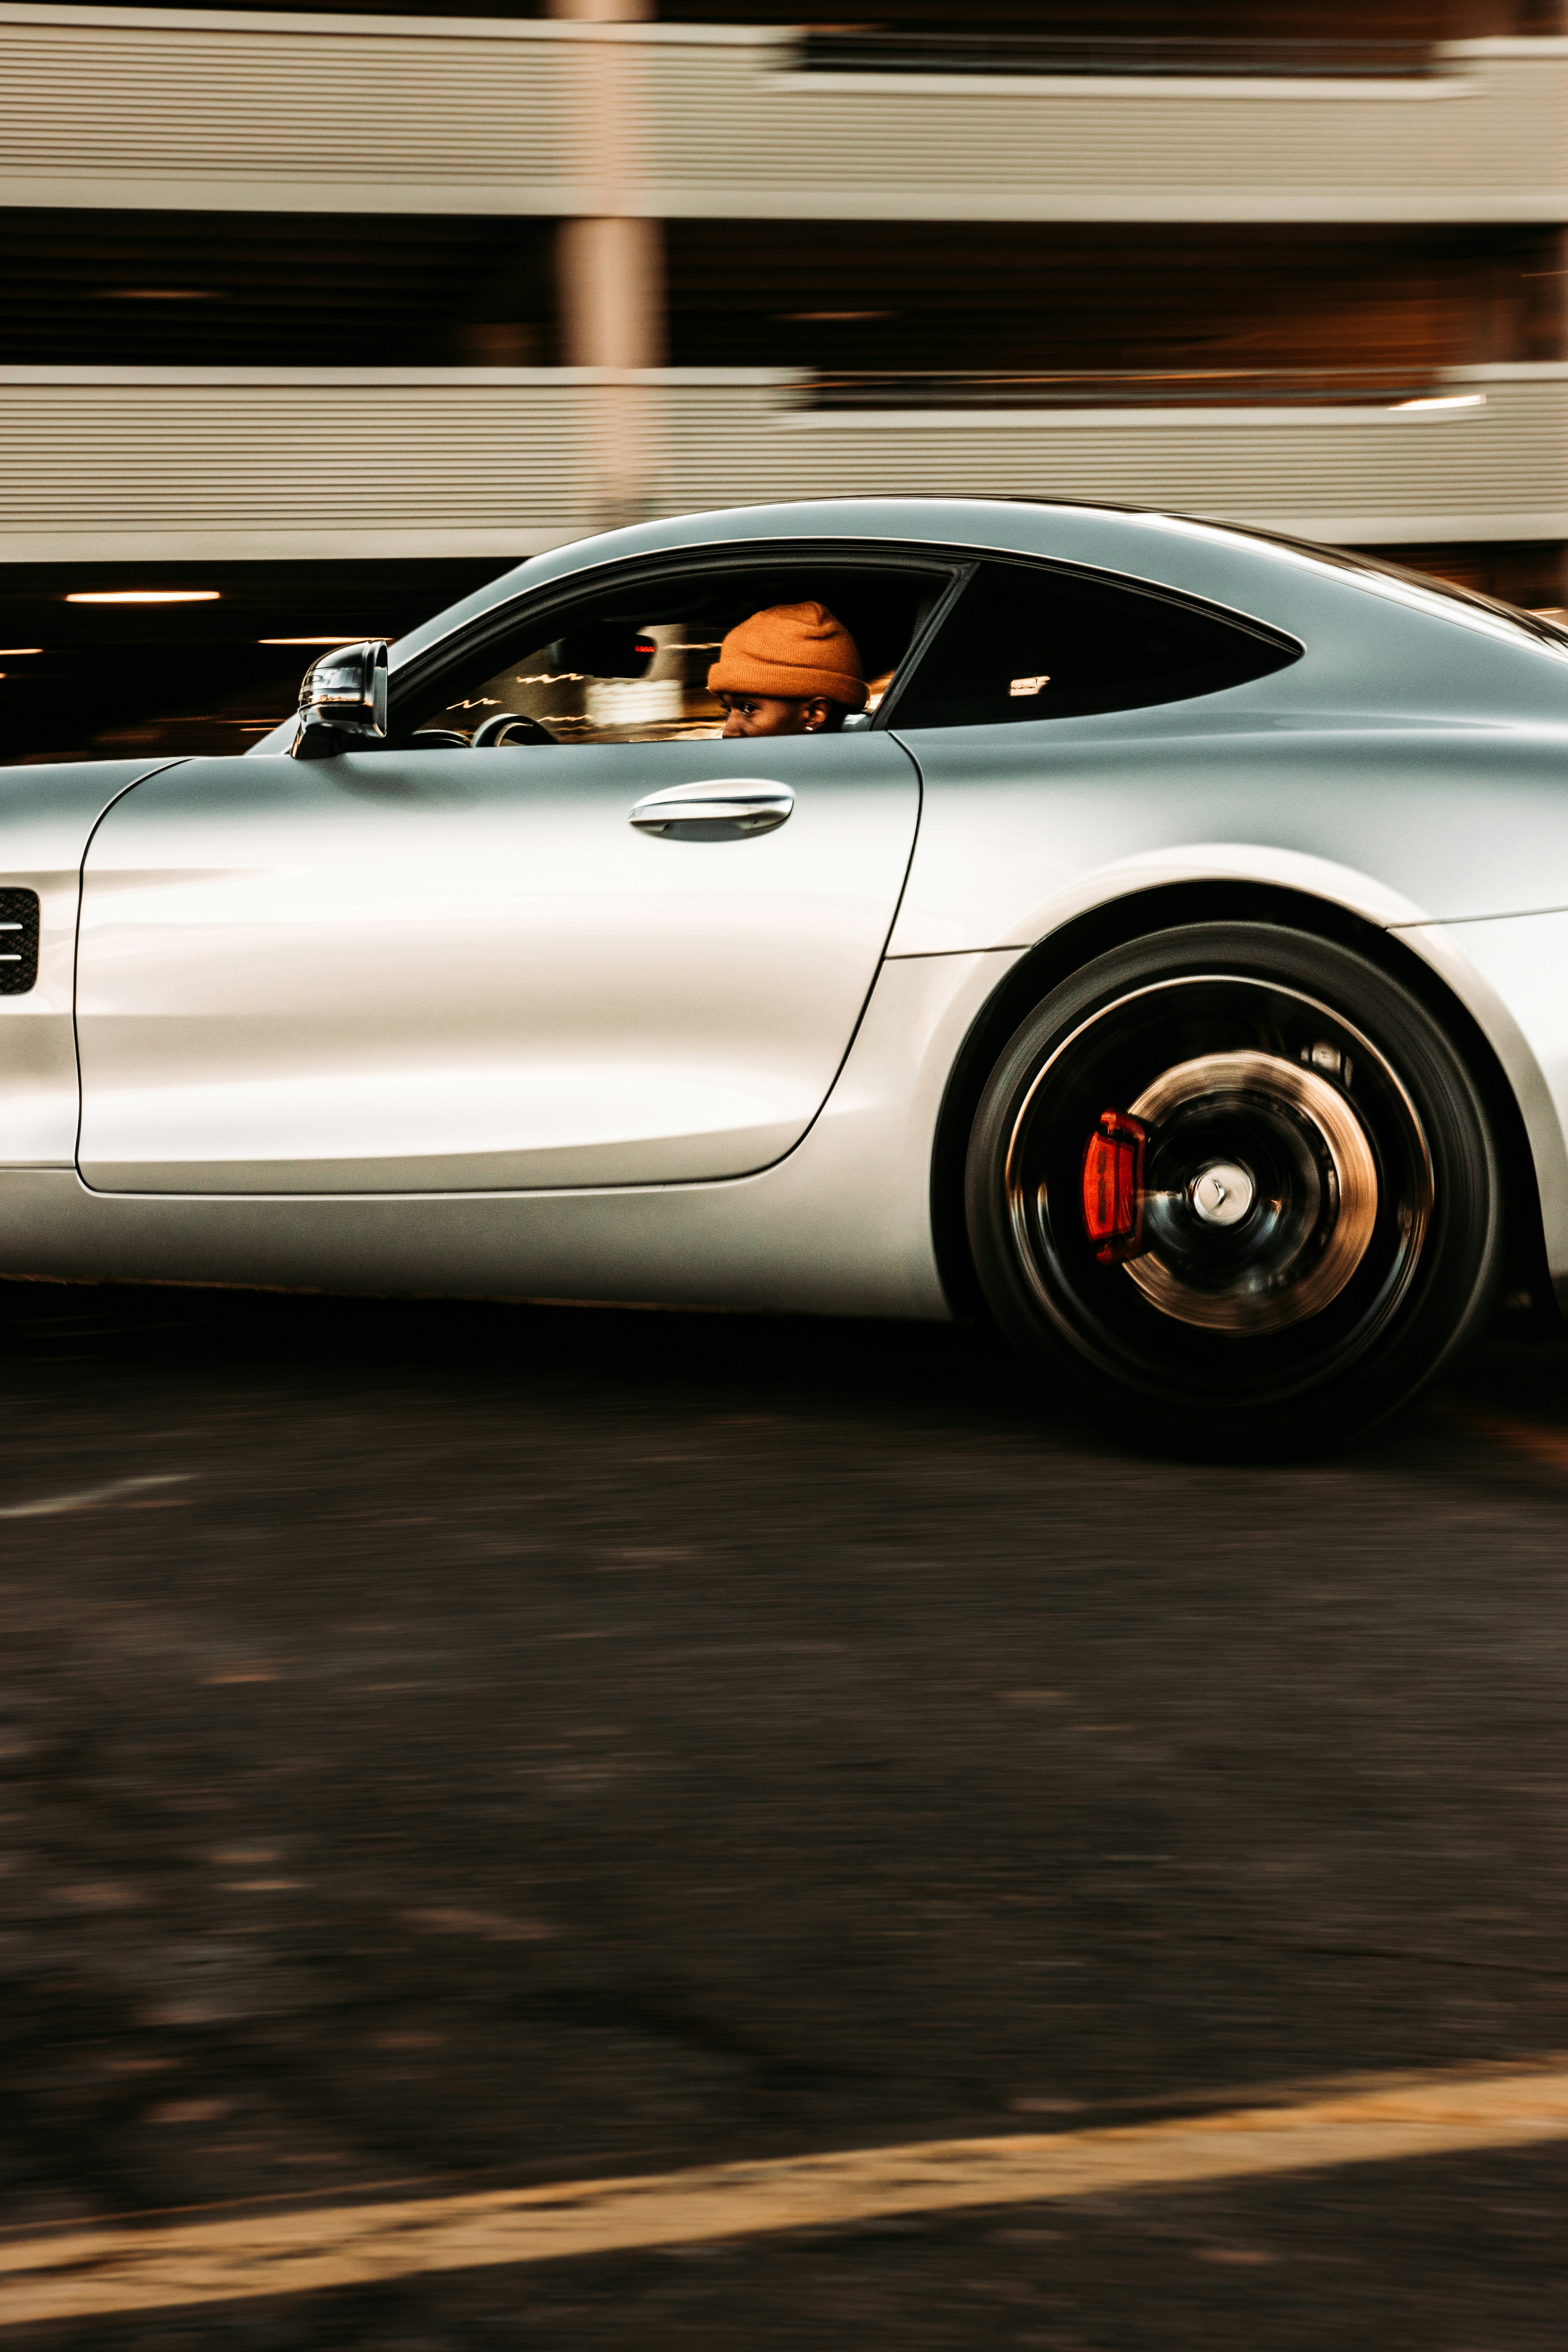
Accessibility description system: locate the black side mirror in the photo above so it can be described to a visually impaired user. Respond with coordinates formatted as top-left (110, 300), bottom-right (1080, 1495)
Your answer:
top-left (293, 640), bottom-right (389, 758)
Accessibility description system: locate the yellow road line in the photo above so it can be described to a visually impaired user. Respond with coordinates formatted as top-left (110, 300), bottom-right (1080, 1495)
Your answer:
top-left (3, 2067), bottom-right (1568, 2326)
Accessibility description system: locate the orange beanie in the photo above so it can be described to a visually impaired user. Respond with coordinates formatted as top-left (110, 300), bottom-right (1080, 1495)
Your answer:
top-left (707, 602), bottom-right (867, 709)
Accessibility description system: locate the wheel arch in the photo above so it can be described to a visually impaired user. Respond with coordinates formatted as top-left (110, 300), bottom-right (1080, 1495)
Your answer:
top-left (928, 878), bottom-right (1556, 1330)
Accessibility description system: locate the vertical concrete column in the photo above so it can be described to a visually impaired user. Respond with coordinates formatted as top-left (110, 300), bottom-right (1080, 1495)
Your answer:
top-left (549, 0), bottom-right (665, 529)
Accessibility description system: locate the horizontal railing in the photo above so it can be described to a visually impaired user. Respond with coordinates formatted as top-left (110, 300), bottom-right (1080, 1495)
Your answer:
top-left (797, 32), bottom-right (1445, 80)
top-left (0, 364), bottom-right (1561, 565)
top-left (808, 370), bottom-right (1460, 411)
top-left (0, 7), bottom-right (1564, 222)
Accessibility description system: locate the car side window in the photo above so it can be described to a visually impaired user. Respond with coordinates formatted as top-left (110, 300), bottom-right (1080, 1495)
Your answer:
top-left (421, 616), bottom-right (727, 749)
top-left (403, 562), bottom-right (950, 748)
top-left (887, 560), bottom-right (1301, 730)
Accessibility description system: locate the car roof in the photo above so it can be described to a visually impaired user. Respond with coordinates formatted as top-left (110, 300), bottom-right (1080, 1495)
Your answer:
top-left (385, 498), bottom-right (1278, 667)
top-left (387, 496), bottom-right (1568, 674)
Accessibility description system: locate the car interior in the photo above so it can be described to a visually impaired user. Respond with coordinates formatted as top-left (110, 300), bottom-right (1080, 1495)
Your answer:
top-left (402, 562), bottom-right (955, 748)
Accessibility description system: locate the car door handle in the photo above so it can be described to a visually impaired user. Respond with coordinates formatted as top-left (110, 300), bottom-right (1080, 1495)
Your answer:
top-left (629, 781), bottom-right (795, 839)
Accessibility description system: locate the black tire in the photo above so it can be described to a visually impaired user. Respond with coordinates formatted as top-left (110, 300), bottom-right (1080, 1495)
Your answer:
top-left (964, 922), bottom-right (1502, 1455)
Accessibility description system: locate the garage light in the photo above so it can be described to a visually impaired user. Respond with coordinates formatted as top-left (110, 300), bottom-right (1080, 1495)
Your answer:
top-left (0, 646), bottom-right (42, 655)
top-left (1389, 393), bottom-right (1486, 412)
top-left (66, 589), bottom-right (221, 604)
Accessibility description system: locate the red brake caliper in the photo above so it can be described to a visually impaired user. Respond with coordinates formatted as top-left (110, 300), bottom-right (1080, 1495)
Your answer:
top-left (1081, 1109), bottom-right (1149, 1264)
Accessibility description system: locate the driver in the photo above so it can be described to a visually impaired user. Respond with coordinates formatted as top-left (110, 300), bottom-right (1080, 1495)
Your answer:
top-left (708, 601), bottom-right (868, 737)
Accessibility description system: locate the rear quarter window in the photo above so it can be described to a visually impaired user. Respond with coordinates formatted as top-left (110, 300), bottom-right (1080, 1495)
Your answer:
top-left (888, 560), bottom-right (1302, 729)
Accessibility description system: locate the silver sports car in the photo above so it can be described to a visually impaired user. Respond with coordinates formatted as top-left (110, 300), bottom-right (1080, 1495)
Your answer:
top-left (8, 495), bottom-right (1568, 1450)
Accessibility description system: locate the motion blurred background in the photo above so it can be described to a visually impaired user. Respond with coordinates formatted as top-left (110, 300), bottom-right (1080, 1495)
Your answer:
top-left (2, 0), bottom-right (1567, 764)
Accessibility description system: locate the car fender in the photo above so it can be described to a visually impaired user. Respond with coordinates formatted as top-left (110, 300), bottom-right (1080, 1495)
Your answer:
top-left (941, 837), bottom-right (1568, 1285)
top-left (0, 757), bottom-right (184, 1170)
top-left (996, 838), bottom-right (1433, 945)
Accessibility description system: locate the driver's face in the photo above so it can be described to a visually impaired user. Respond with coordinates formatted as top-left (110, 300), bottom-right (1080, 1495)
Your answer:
top-left (717, 692), bottom-right (833, 738)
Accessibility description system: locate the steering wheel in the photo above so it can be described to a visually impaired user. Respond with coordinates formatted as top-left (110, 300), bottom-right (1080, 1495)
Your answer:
top-left (470, 712), bottom-right (557, 748)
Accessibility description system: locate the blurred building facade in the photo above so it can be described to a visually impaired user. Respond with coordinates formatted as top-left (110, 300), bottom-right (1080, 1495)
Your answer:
top-left (2, 0), bottom-right (1567, 754)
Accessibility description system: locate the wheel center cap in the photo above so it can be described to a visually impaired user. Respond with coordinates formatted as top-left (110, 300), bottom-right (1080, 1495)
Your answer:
top-left (1189, 1161), bottom-right (1255, 1227)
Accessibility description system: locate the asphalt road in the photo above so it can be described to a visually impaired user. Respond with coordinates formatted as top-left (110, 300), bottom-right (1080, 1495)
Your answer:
top-left (2, 1279), bottom-right (1567, 2348)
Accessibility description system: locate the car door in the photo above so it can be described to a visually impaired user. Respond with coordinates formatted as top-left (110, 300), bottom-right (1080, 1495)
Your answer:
top-left (75, 712), bottom-right (921, 1196)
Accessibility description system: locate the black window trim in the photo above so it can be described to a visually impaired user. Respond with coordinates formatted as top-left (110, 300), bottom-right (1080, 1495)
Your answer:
top-left (387, 537), bottom-right (1305, 743)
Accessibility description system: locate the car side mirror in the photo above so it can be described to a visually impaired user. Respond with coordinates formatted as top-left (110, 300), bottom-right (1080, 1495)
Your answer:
top-left (293, 640), bottom-right (389, 758)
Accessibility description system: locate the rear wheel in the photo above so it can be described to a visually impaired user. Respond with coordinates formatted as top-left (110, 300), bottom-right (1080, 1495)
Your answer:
top-left (964, 923), bottom-right (1502, 1453)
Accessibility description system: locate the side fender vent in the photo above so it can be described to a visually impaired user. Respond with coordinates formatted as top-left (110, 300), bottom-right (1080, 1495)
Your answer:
top-left (0, 891), bottom-right (40, 995)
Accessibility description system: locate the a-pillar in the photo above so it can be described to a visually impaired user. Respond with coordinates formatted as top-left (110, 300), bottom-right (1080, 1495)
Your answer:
top-left (549, 0), bottom-right (666, 529)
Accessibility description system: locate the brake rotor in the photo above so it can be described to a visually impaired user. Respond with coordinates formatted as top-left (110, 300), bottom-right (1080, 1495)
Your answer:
top-left (1117, 1049), bottom-right (1379, 1335)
